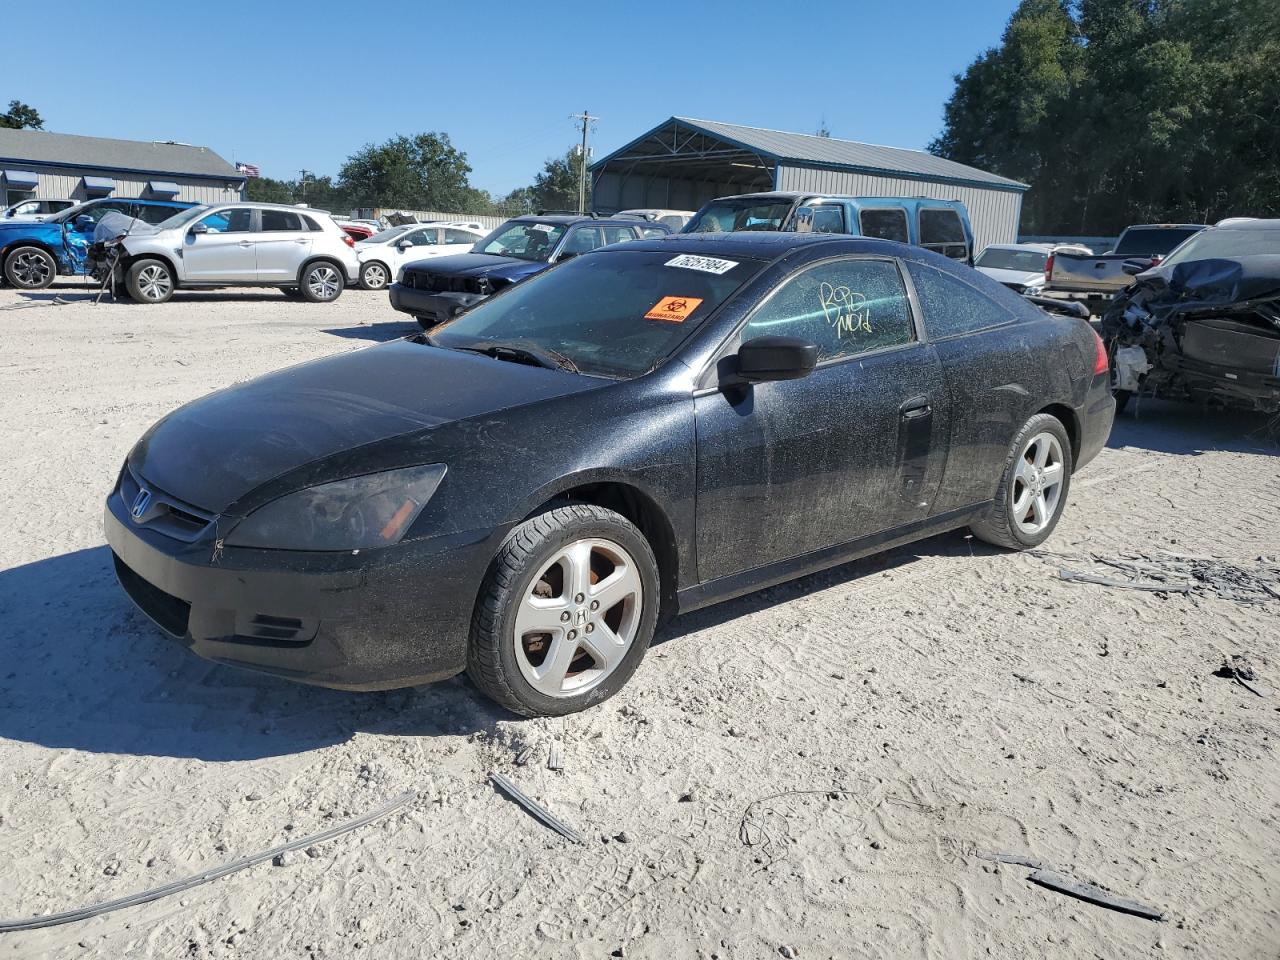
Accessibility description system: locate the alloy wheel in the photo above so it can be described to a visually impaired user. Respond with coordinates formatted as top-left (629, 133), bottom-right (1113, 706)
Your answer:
top-left (1011, 432), bottom-right (1065, 536)
top-left (136, 264), bottom-right (172, 301)
top-left (513, 538), bottom-right (643, 698)
top-left (362, 263), bottom-right (388, 289)
top-left (11, 251), bottom-right (52, 287)
top-left (308, 265), bottom-right (341, 300)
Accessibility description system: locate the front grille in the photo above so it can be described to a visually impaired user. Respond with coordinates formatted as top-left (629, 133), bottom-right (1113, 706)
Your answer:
top-left (113, 552), bottom-right (190, 638)
top-left (403, 271), bottom-right (482, 295)
top-left (119, 467), bottom-right (215, 542)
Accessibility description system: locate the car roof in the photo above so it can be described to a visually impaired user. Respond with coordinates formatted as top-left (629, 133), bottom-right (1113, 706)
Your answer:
top-left (982, 243), bottom-right (1054, 252)
top-left (1214, 218), bottom-right (1280, 230)
top-left (1124, 223), bottom-right (1204, 229)
top-left (594, 230), bottom-right (898, 261)
top-left (511, 214), bottom-right (643, 225)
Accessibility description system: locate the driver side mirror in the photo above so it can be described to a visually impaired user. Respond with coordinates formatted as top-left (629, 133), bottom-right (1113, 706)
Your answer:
top-left (190, 221), bottom-right (208, 235)
top-left (396, 240), bottom-right (413, 250)
top-left (733, 336), bottom-right (818, 383)
top-left (1121, 257), bottom-right (1154, 276)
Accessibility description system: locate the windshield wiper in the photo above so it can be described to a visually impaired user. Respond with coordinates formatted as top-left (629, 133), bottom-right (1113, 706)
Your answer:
top-left (455, 340), bottom-right (579, 374)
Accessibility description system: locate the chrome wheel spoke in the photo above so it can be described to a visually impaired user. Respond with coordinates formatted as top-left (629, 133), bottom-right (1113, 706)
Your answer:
top-left (1011, 431), bottom-right (1065, 536)
top-left (1041, 462), bottom-right (1064, 488)
top-left (579, 621), bottom-right (627, 673)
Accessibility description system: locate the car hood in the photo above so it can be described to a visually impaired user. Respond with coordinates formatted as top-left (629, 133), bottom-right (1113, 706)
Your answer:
top-left (976, 266), bottom-right (1044, 287)
top-left (131, 339), bottom-right (600, 513)
top-left (401, 252), bottom-right (547, 281)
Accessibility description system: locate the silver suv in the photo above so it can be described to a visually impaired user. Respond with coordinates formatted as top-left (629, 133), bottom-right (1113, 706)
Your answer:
top-left (105, 203), bottom-right (361, 304)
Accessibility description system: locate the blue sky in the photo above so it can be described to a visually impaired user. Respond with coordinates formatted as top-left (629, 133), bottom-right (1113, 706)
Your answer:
top-left (2, 0), bottom-right (1019, 196)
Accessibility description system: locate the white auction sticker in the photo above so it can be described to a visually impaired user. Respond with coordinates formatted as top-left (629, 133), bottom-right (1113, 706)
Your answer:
top-left (665, 254), bottom-right (739, 275)
top-left (530, 223), bottom-right (554, 232)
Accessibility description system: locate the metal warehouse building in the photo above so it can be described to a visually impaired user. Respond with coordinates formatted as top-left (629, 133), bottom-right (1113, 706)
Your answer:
top-left (591, 117), bottom-right (1028, 250)
top-left (0, 129), bottom-right (244, 208)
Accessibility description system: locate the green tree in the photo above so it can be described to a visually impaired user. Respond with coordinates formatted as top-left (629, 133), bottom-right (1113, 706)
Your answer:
top-left (338, 133), bottom-right (474, 211)
top-left (517, 149), bottom-right (588, 213)
top-left (930, 0), bottom-right (1280, 234)
top-left (244, 176), bottom-right (296, 204)
top-left (0, 100), bottom-right (44, 130)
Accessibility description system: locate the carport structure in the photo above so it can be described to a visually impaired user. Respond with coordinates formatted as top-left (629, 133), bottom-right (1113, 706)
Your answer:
top-left (590, 116), bottom-right (1028, 250)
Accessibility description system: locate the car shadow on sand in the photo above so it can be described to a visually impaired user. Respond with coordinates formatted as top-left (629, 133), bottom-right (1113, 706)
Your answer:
top-left (322, 323), bottom-right (418, 343)
top-left (1108, 397), bottom-right (1278, 457)
top-left (0, 546), bottom-right (506, 763)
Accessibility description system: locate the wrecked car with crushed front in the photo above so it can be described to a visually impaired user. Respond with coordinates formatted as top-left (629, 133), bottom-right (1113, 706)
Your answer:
top-left (106, 232), bottom-right (1113, 717)
top-left (1102, 219), bottom-right (1280, 414)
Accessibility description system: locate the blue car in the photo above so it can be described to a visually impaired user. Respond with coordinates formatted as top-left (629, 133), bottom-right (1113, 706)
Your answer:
top-left (0, 197), bottom-right (194, 290)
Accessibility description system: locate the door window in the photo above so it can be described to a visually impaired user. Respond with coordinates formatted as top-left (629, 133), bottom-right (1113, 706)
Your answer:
top-left (198, 208), bottom-right (253, 233)
top-left (261, 209), bottom-right (303, 232)
top-left (742, 258), bottom-right (915, 362)
top-left (640, 226), bottom-right (668, 239)
top-left (561, 226), bottom-right (603, 255)
top-left (136, 203), bottom-right (182, 225)
top-left (918, 208), bottom-right (969, 260)
top-left (403, 228), bottom-right (438, 246)
top-left (442, 228), bottom-right (477, 244)
top-left (602, 225), bottom-right (637, 245)
top-left (73, 200), bottom-right (131, 229)
top-left (859, 208), bottom-right (909, 243)
top-left (809, 205), bottom-right (846, 234)
top-left (11, 200), bottom-right (40, 215)
top-left (906, 262), bottom-right (1010, 339)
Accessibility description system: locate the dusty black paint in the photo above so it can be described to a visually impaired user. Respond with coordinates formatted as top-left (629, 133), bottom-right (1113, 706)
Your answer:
top-left (105, 233), bottom-right (1115, 691)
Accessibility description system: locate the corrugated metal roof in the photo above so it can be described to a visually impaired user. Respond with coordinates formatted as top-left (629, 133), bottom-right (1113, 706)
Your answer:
top-left (0, 128), bottom-right (241, 180)
top-left (593, 116), bottom-right (1027, 192)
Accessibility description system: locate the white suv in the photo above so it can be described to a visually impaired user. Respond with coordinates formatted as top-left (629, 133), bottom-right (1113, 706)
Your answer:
top-left (108, 203), bottom-right (361, 304)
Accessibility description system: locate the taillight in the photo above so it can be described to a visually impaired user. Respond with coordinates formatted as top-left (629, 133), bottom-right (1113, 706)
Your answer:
top-left (1044, 252), bottom-right (1054, 283)
top-left (1092, 328), bottom-right (1109, 375)
top-left (342, 234), bottom-right (356, 248)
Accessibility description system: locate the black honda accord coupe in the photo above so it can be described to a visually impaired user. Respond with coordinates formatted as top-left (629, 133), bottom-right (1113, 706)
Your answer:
top-left (106, 233), bottom-right (1114, 716)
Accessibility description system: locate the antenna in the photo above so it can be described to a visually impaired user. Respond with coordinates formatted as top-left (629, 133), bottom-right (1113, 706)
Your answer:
top-left (569, 110), bottom-right (599, 215)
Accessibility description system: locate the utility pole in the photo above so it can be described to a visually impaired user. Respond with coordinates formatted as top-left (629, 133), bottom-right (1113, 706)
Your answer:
top-left (298, 169), bottom-right (314, 204)
top-left (569, 110), bottom-right (598, 214)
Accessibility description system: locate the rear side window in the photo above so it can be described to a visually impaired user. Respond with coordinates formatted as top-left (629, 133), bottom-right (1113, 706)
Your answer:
top-left (562, 226), bottom-right (604, 254)
top-left (137, 204), bottom-right (182, 225)
top-left (262, 210), bottom-right (303, 232)
top-left (443, 228), bottom-right (477, 244)
top-left (743, 258), bottom-right (915, 362)
top-left (1113, 227), bottom-right (1201, 256)
top-left (602, 225), bottom-right (636, 245)
top-left (906, 262), bottom-right (1010, 339)
top-left (919, 208), bottom-right (969, 260)
top-left (300, 214), bottom-right (322, 231)
top-left (640, 226), bottom-right (668, 239)
top-left (859, 208), bottom-right (909, 243)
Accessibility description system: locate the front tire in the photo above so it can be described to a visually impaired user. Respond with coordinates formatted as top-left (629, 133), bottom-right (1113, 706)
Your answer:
top-left (299, 261), bottom-right (344, 302)
top-left (125, 259), bottom-right (175, 304)
top-left (359, 261), bottom-right (390, 290)
top-left (467, 504), bottom-right (659, 717)
top-left (4, 246), bottom-right (56, 290)
top-left (970, 413), bottom-right (1073, 550)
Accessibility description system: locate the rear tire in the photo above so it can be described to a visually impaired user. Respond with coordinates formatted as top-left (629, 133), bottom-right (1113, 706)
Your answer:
top-left (4, 246), bottom-right (56, 290)
top-left (970, 413), bottom-right (1073, 550)
top-left (299, 261), bottom-right (344, 302)
top-left (359, 261), bottom-right (390, 290)
top-left (467, 504), bottom-right (659, 717)
top-left (125, 259), bottom-right (175, 304)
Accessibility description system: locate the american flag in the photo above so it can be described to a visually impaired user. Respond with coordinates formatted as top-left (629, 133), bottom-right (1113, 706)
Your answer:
top-left (235, 162), bottom-right (260, 178)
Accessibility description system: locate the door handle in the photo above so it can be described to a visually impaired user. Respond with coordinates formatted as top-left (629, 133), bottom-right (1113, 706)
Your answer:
top-left (900, 395), bottom-right (932, 419)
top-left (294, 238), bottom-right (308, 244)
top-left (238, 240), bottom-right (253, 248)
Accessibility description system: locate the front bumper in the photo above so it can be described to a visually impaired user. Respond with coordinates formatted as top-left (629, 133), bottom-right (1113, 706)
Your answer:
top-left (388, 282), bottom-right (486, 325)
top-left (104, 485), bottom-right (504, 691)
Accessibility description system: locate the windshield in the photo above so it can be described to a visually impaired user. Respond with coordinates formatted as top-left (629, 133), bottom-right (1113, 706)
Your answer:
top-left (476, 221), bottom-right (568, 261)
top-left (154, 206), bottom-right (210, 230)
top-left (364, 224), bottom-right (415, 245)
top-left (429, 249), bottom-right (763, 377)
top-left (684, 198), bottom-right (794, 234)
top-left (1114, 227), bottom-right (1202, 256)
top-left (976, 248), bottom-right (1048, 272)
top-left (1161, 227), bottom-right (1280, 268)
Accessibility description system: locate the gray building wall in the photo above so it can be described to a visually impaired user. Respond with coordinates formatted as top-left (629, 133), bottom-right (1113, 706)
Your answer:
top-left (3, 164), bottom-right (241, 206)
top-left (592, 171), bottom-right (771, 214)
top-left (774, 165), bottom-right (1023, 253)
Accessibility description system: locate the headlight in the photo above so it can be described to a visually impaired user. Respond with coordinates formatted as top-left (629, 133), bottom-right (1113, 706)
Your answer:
top-left (224, 464), bottom-right (446, 551)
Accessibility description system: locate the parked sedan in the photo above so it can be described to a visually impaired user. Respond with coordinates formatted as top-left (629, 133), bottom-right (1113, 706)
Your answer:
top-left (106, 233), bottom-right (1114, 716)
top-left (975, 242), bottom-right (1090, 295)
top-left (389, 214), bottom-right (668, 327)
top-left (355, 221), bottom-right (488, 290)
top-left (2, 198), bottom-right (76, 222)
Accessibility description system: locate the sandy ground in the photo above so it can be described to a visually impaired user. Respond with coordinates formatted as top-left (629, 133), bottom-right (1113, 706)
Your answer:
top-left (0, 279), bottom-right (1277, 960)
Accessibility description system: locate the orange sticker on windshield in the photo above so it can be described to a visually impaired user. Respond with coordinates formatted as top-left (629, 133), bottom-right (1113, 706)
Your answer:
top-left (645, 296), bottom-right (703, 323)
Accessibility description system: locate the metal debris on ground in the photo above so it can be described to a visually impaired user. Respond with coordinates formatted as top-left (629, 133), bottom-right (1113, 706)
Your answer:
top-left (1035, 551), bottom-right (1280, 603)
top-left (1215, 654), bottom-right (1270, 697)
top-left (488, 772), bottom-right (583, 844)
top-left (1028, 868), bottom-right (1165, 921)
top-left (976, 851), bottom-right (1047, 870)
top-left (0, 791), bottom-right (415, 933)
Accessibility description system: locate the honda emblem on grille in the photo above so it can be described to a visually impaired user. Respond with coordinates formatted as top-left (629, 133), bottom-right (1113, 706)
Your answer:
top-left (130, 488), bottom-right (152, 521)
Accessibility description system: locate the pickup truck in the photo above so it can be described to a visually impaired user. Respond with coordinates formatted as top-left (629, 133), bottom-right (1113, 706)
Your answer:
top-left (1046, 224), bottom-right (1205, 304)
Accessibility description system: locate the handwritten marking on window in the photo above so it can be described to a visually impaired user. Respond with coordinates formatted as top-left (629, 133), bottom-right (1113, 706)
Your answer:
top-left (819, 282), bottom-right (872, 338)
